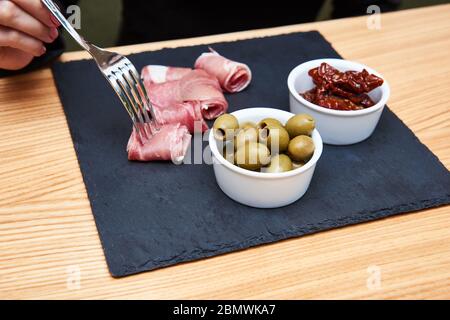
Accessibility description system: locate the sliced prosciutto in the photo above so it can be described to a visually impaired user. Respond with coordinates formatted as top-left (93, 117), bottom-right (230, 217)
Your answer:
top-left (127, 123), bottom-right (191, 163)
top-left (142, 65), bottom-right (192, 85)
top-left (178, 69), bottom-right (228, 119)
top-left (144, 78), bottom-right (208, 133)
top-left (153, 100), bottom-right (208, 133)
top-left (143, 69), bottom-right (228, 121)
top-left (194, 48), bottom-right (252, 93)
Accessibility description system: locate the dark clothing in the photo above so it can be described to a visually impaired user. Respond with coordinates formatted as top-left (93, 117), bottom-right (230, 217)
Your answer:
top-left (0, 0), bottom-right (400, 76)
top-left (117, 1), bottom-right (324, 45)
top-left (117, 0), bottom-right (400, 45)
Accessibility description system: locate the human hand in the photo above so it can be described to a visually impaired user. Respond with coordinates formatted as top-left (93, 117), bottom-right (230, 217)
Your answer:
top-left (0, 0), bottom-right (60, 70)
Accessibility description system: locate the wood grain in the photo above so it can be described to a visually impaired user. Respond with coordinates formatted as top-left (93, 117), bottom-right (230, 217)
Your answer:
top-left (0, 4), bottom-right (449, 300)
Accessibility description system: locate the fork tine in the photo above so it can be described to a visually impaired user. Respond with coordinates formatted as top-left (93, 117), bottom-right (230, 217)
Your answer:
top-left (117, 64), bottom-right (152, 138)
top-left (107, 71), bottom-right (146, 141)
top-left (123, 61), bottom-right (162, 136)
top-left (113, 67), bottom-right (145, 124)
top-left (112, 66), bottom-right (151, 139)
top-left (119, 63), bottom-right (152, 127)
top-left (106, 72), bottom-right (138, 123)
top-left (125, 62), bottom-right (157, 124)
top-left (127, 71), bottom-right (152, 124)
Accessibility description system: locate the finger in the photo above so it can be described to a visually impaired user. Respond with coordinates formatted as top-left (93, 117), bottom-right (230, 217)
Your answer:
top-left (0, 25), bottom-right (46, 57)
top-left (11, 0), bottom-right (59, 28)
top-left (0, 1), bottom-right (57, 43)
top-left (0, 46), bottom-right (34, 70)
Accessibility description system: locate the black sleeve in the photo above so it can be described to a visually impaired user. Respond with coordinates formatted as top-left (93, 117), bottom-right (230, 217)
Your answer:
top-left (0, 0), bottom-right (79, 78)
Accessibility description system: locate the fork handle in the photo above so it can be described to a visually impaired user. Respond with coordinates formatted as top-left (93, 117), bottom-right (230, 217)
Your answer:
top-left (41, 0), bottom-right (91, 52)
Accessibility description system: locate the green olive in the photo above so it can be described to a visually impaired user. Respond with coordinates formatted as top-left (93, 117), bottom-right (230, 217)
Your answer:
top-left (234, 127), bottom-right (258, 150)
top-left (213, 114), bottom-right (239, 141)
top-left (285, 114), bottom-right (315, 138)
top-left (262, 154), bottom-right (293, 173)
top-left (259, 125), bottom-right (290, 153)
top-left (287, 135), bottom-right (315, 162)
top-left (292, 161), bottom-right (305, 169)
top-left (240, 121), bottom-right (257, 130)
top-left (257, 118), bottom-right (284, 130)
top-left (235, 142), bottom-right (271, 171)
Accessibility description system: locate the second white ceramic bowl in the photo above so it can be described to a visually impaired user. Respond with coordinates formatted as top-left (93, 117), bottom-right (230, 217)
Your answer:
top-left (209, 107), bottom-right (323, 209)
top-left (288, 58), bottom-right (390, 145)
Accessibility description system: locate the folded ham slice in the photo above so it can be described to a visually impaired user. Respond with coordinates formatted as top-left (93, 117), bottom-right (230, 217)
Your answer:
top-left (153, 100), bottom-right (208, 133)
top-left (127, 123), bottom-right (191, 163)
top-left (178, 69), bottom-right (228, 119)
top-left (144, 79), bottom-right (208, 133)
top-left (143, 69), bottom-right (228, 121)
top-left (194, 48), bottom-right (252, 93)
top-left (142, 65), bottom-right (192, 85)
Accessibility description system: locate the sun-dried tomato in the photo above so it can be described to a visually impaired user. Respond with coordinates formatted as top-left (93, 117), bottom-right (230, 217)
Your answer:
top-left (301, 63), bottom-right (384, 111)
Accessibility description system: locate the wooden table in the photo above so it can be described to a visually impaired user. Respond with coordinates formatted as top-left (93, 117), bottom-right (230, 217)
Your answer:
top-left (1, 4), bottom-right (449, 300)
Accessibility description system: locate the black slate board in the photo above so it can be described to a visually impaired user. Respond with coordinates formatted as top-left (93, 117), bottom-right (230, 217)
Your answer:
top-left (52, 31), bottom-right (450, 277)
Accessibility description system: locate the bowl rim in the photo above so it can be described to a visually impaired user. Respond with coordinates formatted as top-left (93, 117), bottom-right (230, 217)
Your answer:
top-left (287, 58), bottom-right (390, 117)
top-left (209, 107), bottom-right (323, 179)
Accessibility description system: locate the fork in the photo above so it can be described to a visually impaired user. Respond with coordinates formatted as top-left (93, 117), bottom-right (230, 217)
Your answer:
top-left (42, 0), bottom-right (158, 140)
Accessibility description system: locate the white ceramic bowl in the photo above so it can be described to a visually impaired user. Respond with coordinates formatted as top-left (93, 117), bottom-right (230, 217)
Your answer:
top-left (209, 108), bottom-right (323, 208)
top-left (288, 58), bottom-right (390, 145)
